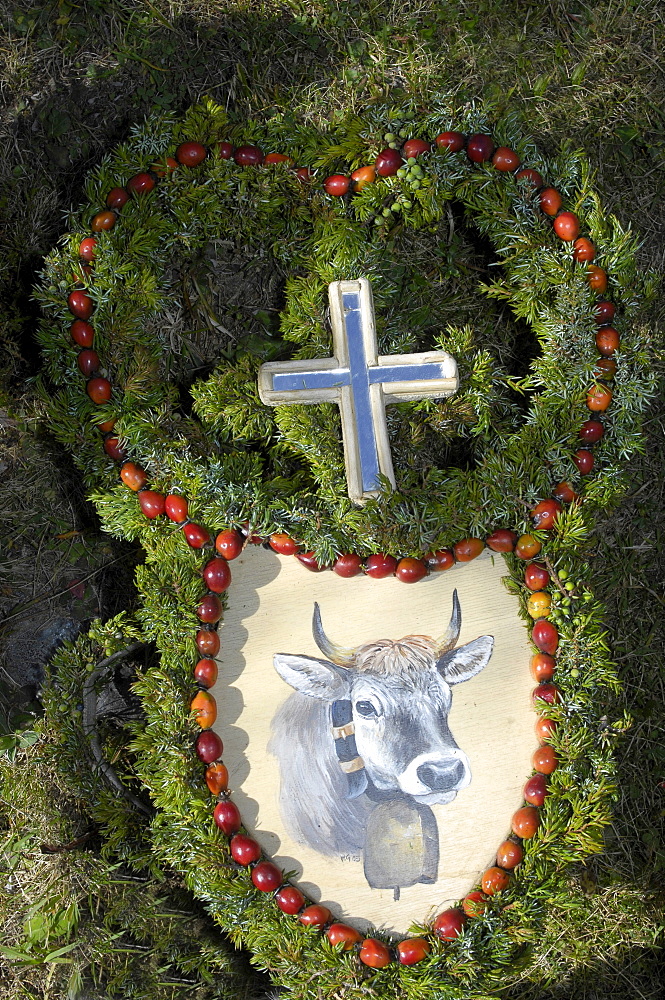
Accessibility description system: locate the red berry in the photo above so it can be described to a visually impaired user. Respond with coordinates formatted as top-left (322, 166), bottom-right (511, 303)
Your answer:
top-left (351, 165), bottom-right (376, 190)
top-left (364, 553), bottom-right (397, 578)
top-left (532, 620), bottom-right (559, 654)
top-left (103, 436), bottom-right (126, 461)
top-left (275, 886), bottom-right (305, 914)
top-left (217, 141), bottom-right (234, 159)
top-left (466, 134), bottom-right (494, 162)
top-left (535, 716), bottom-right (557, 741)
top-left (402, 138), bottom-right (430, 158)
top-left (204, 761), bottom-right (228, 795)
top-left (79, 237), bottom-right (97, 261)
top-left (531, 499), bottom-right (562, 530)
top-left (126, 172), bottom-right (155, 195)
top-left (326, 923), bottom-right (361, 949)
top-left (532, 682), bottom-right (561, 706)
top-left (213, 799), bottom-right (240, 834)
top-left (269, 532), bottom-right (299, 555)
top-left (190, 689), bottom-right (216, 728)
top-left (183, 522), bottom-right (211, 548)
top-left (251, 861), bottom-right (282, 892)
top-left (481, 867), bottom-right (510, 894)
top-left (587, 384), bottom-right (613, 412)
top-left (573, 237), bottom-right (595, 262)
top-left (573, 449), bottom-right (594, 474)
top-left (579, 419), bottom-right (604, 443)
top-left (453, 537), bottom-right (484, 562)
top-left (524, 562), bottom-right (550, 590)
top-left (515, 167), bottom-right (543, 187)
top-left (138, 490), bottom-right (166, 518)
top-left (77, 349), bottom-right (100, 376)
top-left (196, 629), bottom-right (220, 657)
top-left (375, 147), bottom-right (403, 176)
top-left (197, 594), bottom-right (222, 624)
top-left (71, 320), bottom-right (94, 347)
top-left (230, 834), bottom-right (261, 865)
top-left (491, 146), bottom-right (520, 171)
top-left (530, 652), bottom-right (556, 682)
top-left (299, 904), bottom-right (331, 927)
top-left (203, 557), bottom-right (232, 594)
top-left (359, 938), bottom-right (392, 968)
top-left (295, 166), bottom-right (313, 182)
top-left (86, 377), bottom-right (111, 404)
top-left (552, 480), bottom-right (578, 503)
top-left (195, 729), bottom-right (223, 763)
top-left (587, 265), bottom-right (608, 293)
top-left (425, 549), bottom-right (455, 571)
top-left (295, 551), bottom-right (326, 572)
top-left (486, 529), bottom-right (517, 552)
top-left (120, 462), bottom-right (147, 491)
top-left (595, 326), bottom-right (620, 356)
top-left (435, 131), bottom-right (465, 152)
top-left (396, 937), bottom-right (430, 965)
top-left (533, 745), bottom-right (558, 774)
top-left (176, 141), bottom-right (207, 166)
top-left (165, 494), bottom-right (188, 523)
top-left (524, 773), bottom-right (549, 807)
top-left (234, 145), bottom-right (264, 166)
top-left (515, 534), bottom-right (541, 559)
top-left (96, 418), bottom-right (116, 433)
top-left (68, 290), bottom-right (94, 320)
top-left (395, 557), bottom-right (427, 583)
top-left (333, 553), bottom-right (363, 577)
top-left (553, 211), bottom-right (580, 241)
top-left (432, 907), bottom-right (466, 940)
top-left (91, 210), bottom-right (116, 232)
top-left (512, 805), bottom-right (540, 839)
top-left (596, 358), bottom-right (618, 379)
top-left (264, 152), bottom-right (292, 164)
top-left (194, 658), bottom-right (218, 687)
top-left (215, 529), bottom-right (244, 559)
top-left (496, 839), bottom-right (524, 869)
top-left (323, 174), bottom-right (350, 196)
top-left (594, 301), bottom-right (616, 324)
top-left (462, 891), bottom-right (487, 917)
top-left (539, 187), bottom-right (562, 216)
top-left (106, 187), bottom-right (129, 209)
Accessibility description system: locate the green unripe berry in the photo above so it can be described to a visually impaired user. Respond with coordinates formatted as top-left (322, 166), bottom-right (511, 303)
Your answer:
top-left (382, 206), bottom-right (392, 217)
top-left (570, 668), bottom-right (579, 678)
top-left (410, 180), bottom-right (421, 189)
top-left (398, 129), bottom-right (408, 138)
top-left (390, 202), bottom-right (401, 213)
top-left (389, 142), bottom-right (398, 149)
top-left (407, 156), bottom-right (417, 165)
top-left (565, 581), bottom-right (575, 591)
top-left (384, 132), bottom-right (396, 142)
top-left (402, 199), bottom-right (412, 208)
top-left (558, 569), bottom-right (568, 580)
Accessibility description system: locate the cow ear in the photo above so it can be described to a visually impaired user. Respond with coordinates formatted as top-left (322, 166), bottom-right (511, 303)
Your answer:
top-left (436, 636), bottom-right (494, 685)
top-left (273, 654), bottom-right (350, 700)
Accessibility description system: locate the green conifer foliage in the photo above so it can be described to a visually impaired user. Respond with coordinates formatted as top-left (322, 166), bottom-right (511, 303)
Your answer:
top-left (32, 97), bottom-right (656, 997)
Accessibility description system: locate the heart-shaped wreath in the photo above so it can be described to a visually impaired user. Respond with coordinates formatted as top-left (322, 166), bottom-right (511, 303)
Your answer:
top-left (35, 98), bottom-right (656, 996)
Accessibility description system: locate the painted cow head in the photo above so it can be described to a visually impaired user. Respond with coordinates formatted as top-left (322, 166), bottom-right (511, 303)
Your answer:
top-left (273, 590), bottom-right (493, 806)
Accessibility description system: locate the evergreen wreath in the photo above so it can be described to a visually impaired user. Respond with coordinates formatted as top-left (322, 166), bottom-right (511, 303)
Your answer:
top-left (35, 97), bottom-right (657, 997)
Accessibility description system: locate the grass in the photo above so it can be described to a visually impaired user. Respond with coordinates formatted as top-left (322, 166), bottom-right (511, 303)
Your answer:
top-left (1, 1), bottom-right (664, 998)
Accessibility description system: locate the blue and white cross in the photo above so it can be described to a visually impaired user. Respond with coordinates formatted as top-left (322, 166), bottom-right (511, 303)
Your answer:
top-left (258, 278), bottom-right (458, 503)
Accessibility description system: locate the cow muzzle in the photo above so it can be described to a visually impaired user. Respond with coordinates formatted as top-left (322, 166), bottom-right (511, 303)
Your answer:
top-left (398, 749), bottom-right (471, 805)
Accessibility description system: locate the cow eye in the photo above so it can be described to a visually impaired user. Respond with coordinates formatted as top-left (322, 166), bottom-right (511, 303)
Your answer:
top-left (355, 700), bottom-right (378, 718)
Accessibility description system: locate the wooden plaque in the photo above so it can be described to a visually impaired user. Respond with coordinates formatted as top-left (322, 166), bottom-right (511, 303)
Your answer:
top-left (211, 547), bottom-right (535, 934)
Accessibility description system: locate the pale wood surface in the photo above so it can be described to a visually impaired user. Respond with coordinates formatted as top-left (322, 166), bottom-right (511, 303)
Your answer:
top-left (211, 547), bottom-right (536, 934)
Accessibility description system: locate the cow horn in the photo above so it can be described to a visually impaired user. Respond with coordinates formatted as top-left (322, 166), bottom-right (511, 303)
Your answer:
top-left (437, 589), bottom-right (462, 654)
top-left (312, 603), bottom-right (356, 666)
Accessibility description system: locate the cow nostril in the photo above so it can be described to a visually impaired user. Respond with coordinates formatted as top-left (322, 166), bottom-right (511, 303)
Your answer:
top-left (417, 761), bottom-right (464, 791)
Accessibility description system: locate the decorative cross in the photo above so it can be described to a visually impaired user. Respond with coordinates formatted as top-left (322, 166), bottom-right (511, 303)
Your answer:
top-left (258, 278), bottom-right (458, 503)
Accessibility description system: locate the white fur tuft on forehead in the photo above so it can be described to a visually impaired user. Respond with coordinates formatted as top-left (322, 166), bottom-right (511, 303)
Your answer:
top-left (352, 636), bottom-right (437, 676)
